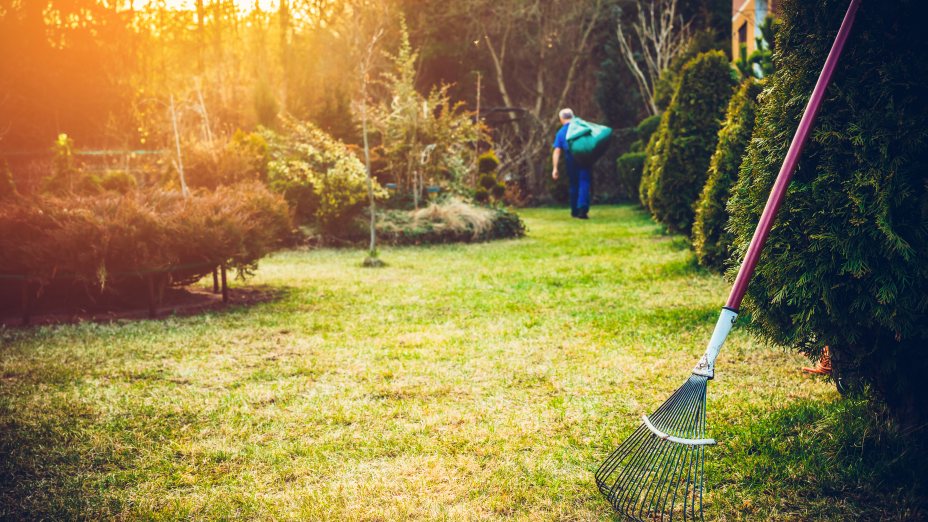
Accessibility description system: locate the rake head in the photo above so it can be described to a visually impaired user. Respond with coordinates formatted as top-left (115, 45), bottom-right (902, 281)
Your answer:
top-left (595, 374), bottom-right (714, 521)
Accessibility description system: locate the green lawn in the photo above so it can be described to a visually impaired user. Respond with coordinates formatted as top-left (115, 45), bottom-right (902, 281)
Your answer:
top-left (1, 206), bottom-right (921, 520)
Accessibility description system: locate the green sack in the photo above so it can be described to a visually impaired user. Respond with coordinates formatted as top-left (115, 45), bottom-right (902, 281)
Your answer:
top-left (566, 117), bottom-right (613, 168)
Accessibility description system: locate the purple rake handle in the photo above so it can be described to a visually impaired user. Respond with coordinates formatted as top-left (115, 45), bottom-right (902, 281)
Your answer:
top-left (693, 0), bottom-right (860, 379)
top-left (725, 0), bottom-right (861, 310)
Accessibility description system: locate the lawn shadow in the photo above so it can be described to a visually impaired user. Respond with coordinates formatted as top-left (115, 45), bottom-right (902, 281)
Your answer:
top-left (1, 284), bottom-right (294, 328)
top-left (707, 397), bottom-right (928, 520)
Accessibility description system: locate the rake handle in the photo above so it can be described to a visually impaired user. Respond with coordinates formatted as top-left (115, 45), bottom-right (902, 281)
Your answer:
top-left (725, 0), bottom-right (861, 311)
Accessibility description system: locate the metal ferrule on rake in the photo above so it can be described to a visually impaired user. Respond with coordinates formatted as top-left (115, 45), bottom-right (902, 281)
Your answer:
top-left (691, 307), bottom-right (739, 380)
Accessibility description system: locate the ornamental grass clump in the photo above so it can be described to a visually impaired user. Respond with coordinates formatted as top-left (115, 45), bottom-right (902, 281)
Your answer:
top-left (640, 50), bottom-right (737, 233)
top-left (692, 78), bottom-right (764, 271)
top-left (727, 0), bottom-right (928, 424)
top-left (375, 198), bottom-right (525, 245)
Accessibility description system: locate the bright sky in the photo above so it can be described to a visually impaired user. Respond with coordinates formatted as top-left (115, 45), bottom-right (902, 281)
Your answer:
top-left (154, 0), bottom-right (280, 12)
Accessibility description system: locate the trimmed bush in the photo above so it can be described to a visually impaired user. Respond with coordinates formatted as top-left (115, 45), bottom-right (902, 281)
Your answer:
top-left (615, 152), bottom-right (646, 202)
top-left (692, 78), bottom-right (764, 271)
top-left (653, 31), bottom-right (723, 111)
top-left (265, 117), bottom-right (385, 235)
top-left (727, 0), bottom-right (928, 423)
top-left (474, 187), bottom-right (490, 203)
top-left (629, 114), bottom-right (661, 153)
top-left (638, 128), bottom-right (661, 207)
top-left (642, 50), bottom-right (736, 233)
top-left (0, 182), bottom-right (291, 299)
top-left (594, 115), bottom-right (660, 204)
top-left (479, 173), bottom-right (497, 190)
top-left (478, 151), bottom-right (500, 175)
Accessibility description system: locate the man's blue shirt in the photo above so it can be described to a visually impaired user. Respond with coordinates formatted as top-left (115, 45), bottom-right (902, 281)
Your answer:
top-left (553, 123), bottom-right (576, 171)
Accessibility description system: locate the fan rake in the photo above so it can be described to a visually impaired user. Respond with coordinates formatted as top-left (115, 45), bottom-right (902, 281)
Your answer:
top-left (595, 375), bottom-right (712, 520)
top-left (594, 0), bottom-right (861, 519)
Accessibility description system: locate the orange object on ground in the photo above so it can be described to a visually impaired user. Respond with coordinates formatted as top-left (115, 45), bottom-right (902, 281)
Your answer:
top-left (802, 346), bottom-right (832, 375)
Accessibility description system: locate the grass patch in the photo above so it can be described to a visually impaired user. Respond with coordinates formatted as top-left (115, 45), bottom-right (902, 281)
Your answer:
top-left (1, 206), bottom-right (923, 520)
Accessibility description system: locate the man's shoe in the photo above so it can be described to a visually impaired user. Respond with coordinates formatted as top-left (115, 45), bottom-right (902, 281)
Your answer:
top-left (577, 214), bottom-right (589, 220)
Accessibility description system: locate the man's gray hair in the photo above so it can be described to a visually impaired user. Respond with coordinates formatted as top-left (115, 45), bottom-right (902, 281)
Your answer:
top-left (559, 108), bottom-right (574, 121)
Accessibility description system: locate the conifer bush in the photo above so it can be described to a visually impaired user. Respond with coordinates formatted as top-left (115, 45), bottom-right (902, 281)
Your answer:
top-left (727, 0), bottom-right (928, 422)
top-left (614, 152), bottom-right (646, 202)
top-left (693, 78), bottom-right (764, 271)
top-left (0, 182), bottom-right (291, 300)
top-left (630, 114), bottom-right (661, 153)
top-left (642, 50), bottom-right (736, 233)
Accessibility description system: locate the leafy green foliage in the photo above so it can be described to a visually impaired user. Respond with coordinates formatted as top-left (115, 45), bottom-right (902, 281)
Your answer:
top-left (629, 114), bottom-right (662, 153)
top-left (596, 115), bottom-right (660, 204)
top-left (0, 182), bottom-right (290, 295)
top-left (641, 50), bottom-right (736, 233)
top-left (736, 16), bottom-right (779, 79)
top-left (264, 117), bottom-right (385, 234)
top-left (727, 0), bottom-right (928, 422)
top-left (371, 22), bottom-right (486, 201)
top-left (653, 31), bottom-right (723, 111)
top-left (692, 78), bottom-right (764, 271)
top-left (614, 152), bottom-right (646, 203)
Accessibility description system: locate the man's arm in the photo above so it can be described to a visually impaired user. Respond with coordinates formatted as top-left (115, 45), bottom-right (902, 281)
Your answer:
top-left (552, 147), bottom-right (561, 180)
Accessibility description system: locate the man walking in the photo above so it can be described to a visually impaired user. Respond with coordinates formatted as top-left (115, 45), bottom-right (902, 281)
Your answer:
top-left (552, 108), bottom-right (591, 219)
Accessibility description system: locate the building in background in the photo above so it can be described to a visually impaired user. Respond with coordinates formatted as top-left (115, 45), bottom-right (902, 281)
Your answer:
top-left (732, 0), bottom-right (777, 61)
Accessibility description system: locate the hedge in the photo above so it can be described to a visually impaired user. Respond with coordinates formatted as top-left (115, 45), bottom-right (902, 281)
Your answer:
top-left (0, 182), bottom-right (291, 299)
top-left (692, 78), bottom-right (764, 271)
top-left (641, 50), bottom-right (736, 233)
top-left (614, 152), bottom-right (647, 202)
top-left (726, 0), bottom-right (928, 423)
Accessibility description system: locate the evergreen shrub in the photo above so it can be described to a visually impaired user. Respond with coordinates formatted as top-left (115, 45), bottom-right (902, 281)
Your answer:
top-left (0, 182), bottom-right (291, 300)
top-left (615, 152), bottom-right (646, 202)
top-left (727, 0), bottom-right (928, 422)
top-left (642, 50), bottom-right (736, 233)
top-left (693, 78), bottom-right (764, 271)
top-left (629, 114), bottom-right (661, 153)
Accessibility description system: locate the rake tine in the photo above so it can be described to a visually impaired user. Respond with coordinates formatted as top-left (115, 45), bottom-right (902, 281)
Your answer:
top-left (638, 389), bottom-right (696, 518)
top-left (651, 397), bottom-right (699, 519)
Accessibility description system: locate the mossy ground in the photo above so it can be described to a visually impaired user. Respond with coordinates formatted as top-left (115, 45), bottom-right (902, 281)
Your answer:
top-left (1, 206), bottom-right (921, 520)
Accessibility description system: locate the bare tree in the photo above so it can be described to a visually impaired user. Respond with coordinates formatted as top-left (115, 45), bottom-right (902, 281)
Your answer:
top-left (615, 0), bottom-right (690, 116)
top-left (478, 0), bottom-right (608, 200)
